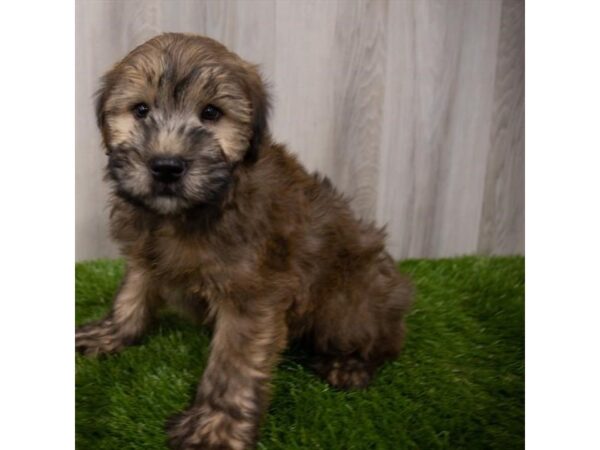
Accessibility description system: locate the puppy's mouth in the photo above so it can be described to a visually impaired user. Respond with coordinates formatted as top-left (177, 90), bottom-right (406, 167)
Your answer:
top-left (152, 181), bottom-right (181, 197)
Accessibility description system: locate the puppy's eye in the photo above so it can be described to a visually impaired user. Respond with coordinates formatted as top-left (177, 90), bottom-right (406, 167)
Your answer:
top-left (200, 104), bottom-right (222, 122)
top-left (132, 103), bottom-right (150, 119)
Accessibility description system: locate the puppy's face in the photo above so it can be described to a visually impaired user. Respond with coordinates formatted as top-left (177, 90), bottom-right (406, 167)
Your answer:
top-left (96, 33), bottom-right (269, 214)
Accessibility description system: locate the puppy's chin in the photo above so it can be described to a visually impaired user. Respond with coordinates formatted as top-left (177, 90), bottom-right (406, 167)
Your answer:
top-left (147, 195), bottom-right (188, 215)
top-left (114, 179), bottom-right (232, 217)
top-left (112, 186), bottom-right (186, 216)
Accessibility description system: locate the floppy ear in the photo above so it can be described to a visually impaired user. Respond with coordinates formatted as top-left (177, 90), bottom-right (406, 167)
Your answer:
top-left (242, 65), bottom-right (271, 164)
top-left (94, 70), bottom-right (118, 152)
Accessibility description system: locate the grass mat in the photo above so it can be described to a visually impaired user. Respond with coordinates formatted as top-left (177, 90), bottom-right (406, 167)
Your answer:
top-left (76, 256), bottom-right (524, 449)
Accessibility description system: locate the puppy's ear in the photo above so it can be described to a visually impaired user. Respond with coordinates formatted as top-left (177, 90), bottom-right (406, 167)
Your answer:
top-left (94, 70), bottom-right (118, 152)
top-left (242, 65), bottom-right (271, 164)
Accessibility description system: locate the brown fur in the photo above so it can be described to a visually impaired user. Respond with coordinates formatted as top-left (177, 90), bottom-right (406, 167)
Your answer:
top-left (76, 33), bottom-right (413, 450)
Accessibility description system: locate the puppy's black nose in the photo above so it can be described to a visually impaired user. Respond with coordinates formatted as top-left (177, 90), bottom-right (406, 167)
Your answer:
top-left (149, 157), bottom-right (186, 183)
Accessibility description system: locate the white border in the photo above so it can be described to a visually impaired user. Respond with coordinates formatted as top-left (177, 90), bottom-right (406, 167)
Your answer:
top-left (0, 1), bottom-right (74, 448)
top-left (2, 0), bottom-right (600, 448)
top-left (527, 1), bottom-right (600, 449)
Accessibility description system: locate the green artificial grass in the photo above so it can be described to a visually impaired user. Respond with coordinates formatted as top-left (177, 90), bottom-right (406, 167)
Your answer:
top-left (76, 256), bottom-right (524, 450)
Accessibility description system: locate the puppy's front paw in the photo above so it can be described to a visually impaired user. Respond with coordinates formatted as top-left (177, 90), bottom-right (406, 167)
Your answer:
top-left (75, 317), bottom-right (127, 356)
top-left (166, 405), bottom-right (255, 450)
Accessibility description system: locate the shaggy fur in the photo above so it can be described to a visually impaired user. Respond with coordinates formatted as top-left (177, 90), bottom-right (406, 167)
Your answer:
top-left (76, 33), bottom-right (413, 450)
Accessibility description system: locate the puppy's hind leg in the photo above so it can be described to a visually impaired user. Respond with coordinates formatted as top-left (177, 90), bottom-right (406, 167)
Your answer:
top-left (311, 257), bottom-right (412, 390)
top-left (312, 353), bottom-right (379, 390)
top-left (76, 264), bottom-right (160, 356)
top-left (311, 313), bottom-right (407, 390)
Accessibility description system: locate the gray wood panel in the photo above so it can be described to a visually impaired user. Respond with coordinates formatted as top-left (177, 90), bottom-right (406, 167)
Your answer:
top-left (478, 0), bottom-right (525, 255)
top-left (75, 0), bottom-right (524, 261)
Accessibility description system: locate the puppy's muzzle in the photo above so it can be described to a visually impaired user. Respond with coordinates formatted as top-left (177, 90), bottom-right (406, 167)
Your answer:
top-left (150, 157), bottom-right (186, 183)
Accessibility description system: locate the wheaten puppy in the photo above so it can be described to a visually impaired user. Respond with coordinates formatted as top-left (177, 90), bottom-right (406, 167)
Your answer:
top-left (76, 33), bottom-right (412, 450)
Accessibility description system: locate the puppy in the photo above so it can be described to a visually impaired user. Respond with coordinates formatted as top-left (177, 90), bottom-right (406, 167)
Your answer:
top-left (76, 33), bottom-right (412, 450)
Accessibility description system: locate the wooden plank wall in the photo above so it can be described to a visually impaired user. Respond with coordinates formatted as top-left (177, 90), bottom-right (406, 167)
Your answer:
top-left (76, 0), bottom-right (524, 261)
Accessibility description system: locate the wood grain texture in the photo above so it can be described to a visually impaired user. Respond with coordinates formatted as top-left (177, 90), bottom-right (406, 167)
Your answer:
top-left (478, 0), bottom-right (525, 255)
top-left (75, 0), bottom-right (524, 261)
top-left (270, 0), bottom-right (339, 174)
top-left (329, 0), bottom-right (387, 221)
top-left (376, 0), bottom-right (503, 258)
top-left (76, 1), bottom-right (121, 261)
